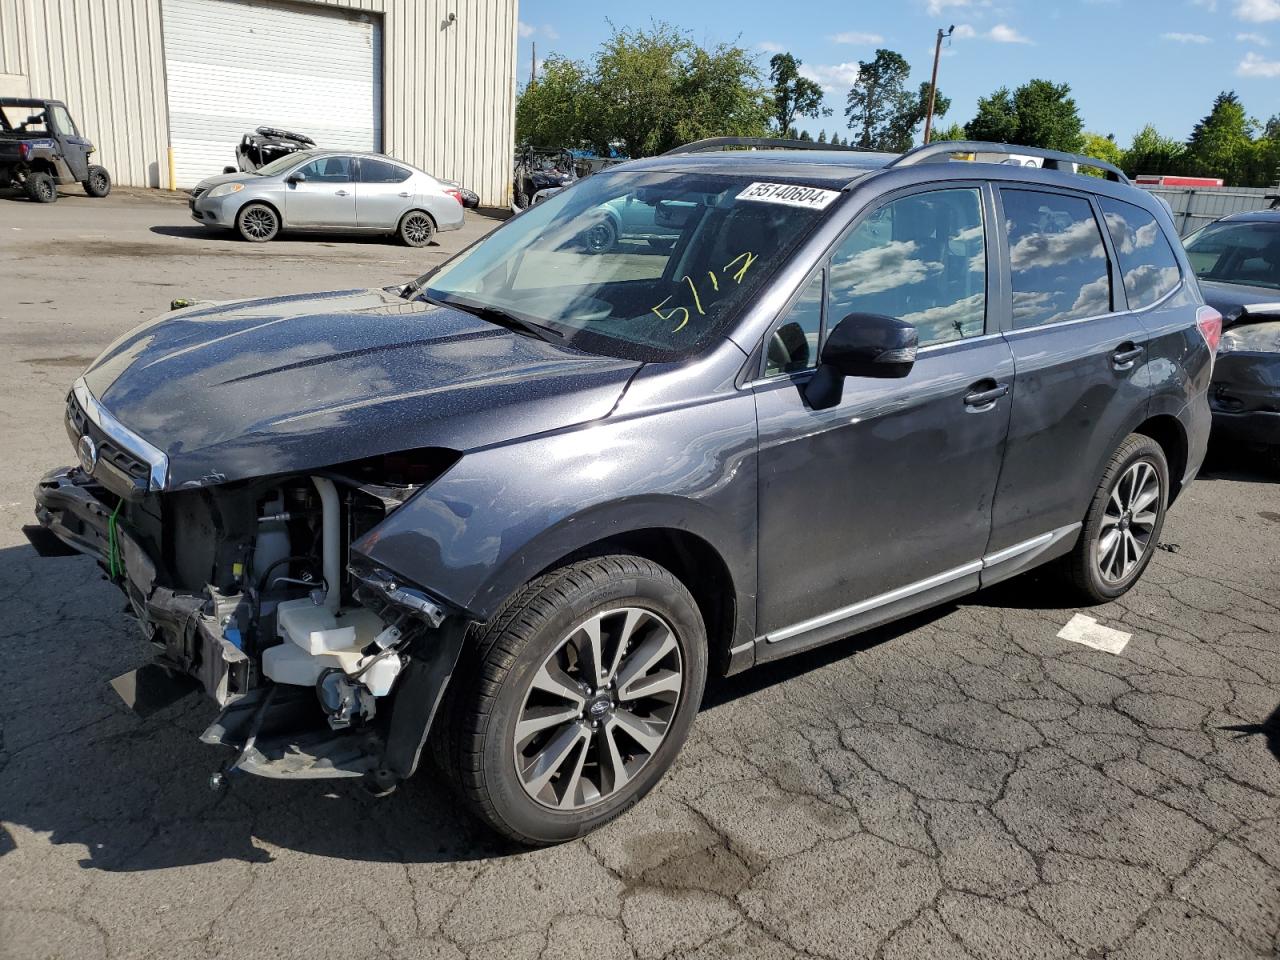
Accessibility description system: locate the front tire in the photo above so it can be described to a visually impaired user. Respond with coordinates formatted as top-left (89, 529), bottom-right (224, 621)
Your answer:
top-left (1065, 434), bottom-right (1169, 602)
top-left (582, 218), bottom-right (617, 254)
top-left (236, 202), bottom-right (279, 242)
top-left (25, 172), bottom-right (57, 203)
top-left (83, 165), bottom-right (111, 197)
top-left (435, 555), bottom-right (707, 846)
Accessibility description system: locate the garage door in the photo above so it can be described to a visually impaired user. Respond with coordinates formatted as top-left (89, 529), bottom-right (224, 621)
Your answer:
top-left (162, 0), bottom-right (382, 188)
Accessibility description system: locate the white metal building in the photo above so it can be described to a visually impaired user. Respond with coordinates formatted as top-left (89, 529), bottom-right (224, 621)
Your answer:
top-left (0, 0), bottom-right (518, 205)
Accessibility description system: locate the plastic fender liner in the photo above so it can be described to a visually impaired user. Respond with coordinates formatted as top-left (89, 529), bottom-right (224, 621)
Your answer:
top-left (367, 616), bottom-right (469, 793)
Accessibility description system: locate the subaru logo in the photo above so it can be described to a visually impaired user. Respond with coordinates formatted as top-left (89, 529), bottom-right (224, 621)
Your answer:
top-left (77, 435), bottom-right (98, 475)
top-left (588, 698), bottom-right (610, 719)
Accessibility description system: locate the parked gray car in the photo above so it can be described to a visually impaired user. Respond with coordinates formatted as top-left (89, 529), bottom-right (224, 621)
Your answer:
top-left (30, 138), bottom-right (1215, 846)
top-left (188, 149), bottom-right (465, 246)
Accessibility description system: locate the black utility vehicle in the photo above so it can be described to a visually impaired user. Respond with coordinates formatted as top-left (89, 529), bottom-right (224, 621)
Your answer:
top-left (0, 98), bottom-right (111, 202)
top-left (29, 139), bottom-right (1216, 845)
top-left (1183, 209), bottom-right (1280, 468)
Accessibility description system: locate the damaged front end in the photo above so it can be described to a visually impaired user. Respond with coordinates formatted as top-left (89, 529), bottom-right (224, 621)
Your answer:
top-left (28, 381), bottom-right (467, 792)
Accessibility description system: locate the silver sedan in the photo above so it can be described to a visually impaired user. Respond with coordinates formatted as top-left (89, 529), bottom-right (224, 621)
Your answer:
top-left (188, 150), bottom-right (466, 246)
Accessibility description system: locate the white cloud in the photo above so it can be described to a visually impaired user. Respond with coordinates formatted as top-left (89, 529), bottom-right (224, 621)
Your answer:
top-left (799, 62), bottom-right (862, 92)
top-left (927, 0), bottom-right (973, 13)
top-left (830, 31), bottom-right (885, 44)
top-left (953, 23), bottom-right (978, 38)
top-left (1236, 30), bottom-right (1271, 43)
top-left (1161, 31), bottom-right (1213, 42)
top-left (518, 22), bottom-right (559, 40)
top-left (757, 41), bottom-right (787, 53)
top-left (1236, 0), bottom-right (1280, 21)
top-left (988, 23), bottom-right (1034, 43)
top-left (1238, 49), bottom-right (1280, 73)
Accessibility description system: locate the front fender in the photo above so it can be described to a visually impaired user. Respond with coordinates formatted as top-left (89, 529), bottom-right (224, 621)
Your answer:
top-left (352, 392), bottom-right (759, 629)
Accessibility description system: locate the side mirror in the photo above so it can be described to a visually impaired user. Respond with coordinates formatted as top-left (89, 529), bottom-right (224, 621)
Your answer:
top-left (222, 165), bottom-right (236, 175)
top-left (286, 172), bottom-right (306, 184)
top-left (805, 312), bottom-right (918, 410)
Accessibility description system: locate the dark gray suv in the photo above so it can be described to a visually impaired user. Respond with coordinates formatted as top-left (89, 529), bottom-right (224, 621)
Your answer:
top-left (28, 139), bottom-right (1217, 845)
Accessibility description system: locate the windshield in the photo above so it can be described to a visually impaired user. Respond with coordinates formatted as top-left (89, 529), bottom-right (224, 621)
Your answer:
top-left (1184, 219), bottom-right (1280, 291)
top-left (417, 171), bottom-right (842, 361)
top-left (256, 150), bottom-right (317, 177)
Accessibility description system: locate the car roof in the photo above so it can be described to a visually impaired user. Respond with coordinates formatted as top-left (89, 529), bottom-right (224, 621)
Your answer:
top-left (1217, 209), bottom-right (1280, 223)
top-left (615, 150), bottom-right (898, 188)
top-left (0, 98), bottom-right (62, 108)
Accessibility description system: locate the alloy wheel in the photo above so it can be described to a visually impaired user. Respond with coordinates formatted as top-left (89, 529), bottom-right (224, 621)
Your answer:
top-left (403, 214), bottom-right (432, 245)
top-left (584, 222), bottom-right (613, 253)
top-left (513, 606), bottom-right (684, 810)
top-left (1096, 459), bottom-right (1161, 583)
top-left (242, 207), bottom-right (276, 240)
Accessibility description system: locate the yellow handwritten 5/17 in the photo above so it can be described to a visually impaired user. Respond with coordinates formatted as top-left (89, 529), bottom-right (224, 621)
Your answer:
top-left (650, 250), bottom-right (758, 333)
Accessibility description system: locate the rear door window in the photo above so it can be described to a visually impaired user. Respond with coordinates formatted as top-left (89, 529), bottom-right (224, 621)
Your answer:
top-left (1099, 198), bottom-right (1181, 309)
top-left (1002, 189), bottom-right (1111, 329)
top-left (359, 158), bottom-right (412, 184)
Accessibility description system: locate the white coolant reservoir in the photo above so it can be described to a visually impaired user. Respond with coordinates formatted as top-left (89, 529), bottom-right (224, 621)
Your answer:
top-left (262, 598), bottom-right (389, 688)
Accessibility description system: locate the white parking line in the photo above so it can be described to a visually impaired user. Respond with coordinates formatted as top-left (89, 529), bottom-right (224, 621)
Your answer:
top-left (1057, 613), bottom-right (1132, 655)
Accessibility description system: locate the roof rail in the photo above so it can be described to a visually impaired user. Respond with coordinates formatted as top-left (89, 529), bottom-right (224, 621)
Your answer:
top-left (663, 136), bottom-right (874, 156)
top-left (889, 141), bottom-right (1130, 184)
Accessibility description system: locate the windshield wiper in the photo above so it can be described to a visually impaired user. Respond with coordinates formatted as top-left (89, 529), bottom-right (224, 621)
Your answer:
top-left (422, 294), bottom-right (564, 340)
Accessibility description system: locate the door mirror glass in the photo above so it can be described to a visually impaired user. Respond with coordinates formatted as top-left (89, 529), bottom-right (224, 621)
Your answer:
top-left (806, 313), bottom-right (917, 409)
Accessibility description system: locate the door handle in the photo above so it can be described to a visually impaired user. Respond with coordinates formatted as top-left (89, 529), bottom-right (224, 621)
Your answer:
top-left (963, 381), bottom-right (1009, 411)
top-left (335, 189), bottom-right (350, 197)
top-left (398, 191), bottom-right (412, 198)
top-left (1111, 344), bottom-right (1144, 369)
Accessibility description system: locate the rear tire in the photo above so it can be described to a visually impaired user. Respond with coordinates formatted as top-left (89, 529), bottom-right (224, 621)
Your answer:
top-left (83, 165), bottom-right (111, 197)
top-left (26, 172), bottom-right (57, 203)
top-left (582, 218), bottom-right (617, 254)
top-left (397, 210), bottom-right (435, 247)
top-left (236, 202), bottom-right (279, 242)
top-left (1064, 433), bottom-right (1169, 603)
top-left (434, 555), bottom-right (707, 846)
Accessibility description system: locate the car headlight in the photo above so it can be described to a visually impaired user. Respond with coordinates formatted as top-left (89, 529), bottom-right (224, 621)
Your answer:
top-left (1219, 322), bottom-right (1280, 354)
top-left (207, 182), bottom-right (245, 198)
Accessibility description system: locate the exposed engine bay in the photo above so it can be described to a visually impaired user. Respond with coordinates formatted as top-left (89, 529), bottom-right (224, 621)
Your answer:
top-left (29, 437), bottom-right (466, 792)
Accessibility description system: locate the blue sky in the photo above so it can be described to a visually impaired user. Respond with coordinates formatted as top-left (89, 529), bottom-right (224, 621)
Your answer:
top-left (515, 0), bottom-right (1280, 147)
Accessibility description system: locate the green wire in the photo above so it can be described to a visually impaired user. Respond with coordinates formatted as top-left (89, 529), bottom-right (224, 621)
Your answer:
top-left (107, 498), bottom-right (122, 580)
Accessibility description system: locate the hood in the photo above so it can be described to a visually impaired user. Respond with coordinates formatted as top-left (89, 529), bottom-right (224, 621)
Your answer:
top-left (81, 288), bottom-right (640, 488)
top-left (194, 171), bottom-right (259, 191)
top-left (1199, 279), bottom-right (1280, 327)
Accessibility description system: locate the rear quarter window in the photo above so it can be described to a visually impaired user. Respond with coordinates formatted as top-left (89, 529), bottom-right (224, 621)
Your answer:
top-left (1099, 198), bottom-right (1182, 310)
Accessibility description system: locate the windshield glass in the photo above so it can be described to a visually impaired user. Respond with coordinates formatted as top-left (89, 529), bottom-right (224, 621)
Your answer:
top-left (1184, 219), bottom-right (1280, 291)
top-left (256, 150), bottom-right (316, 177)
top-left (418, 171), bottom-right (842, 361)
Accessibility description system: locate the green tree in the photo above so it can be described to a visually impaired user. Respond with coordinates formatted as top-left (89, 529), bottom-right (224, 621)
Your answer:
top-left (965, 79), bottom-right (1082, 152)
top-left (769, 53), bottom-right (830, 137)
top-left (845, 49), bottom-right (915, 150)
top-left (1185, 91), bottom-right (1256, 185)
top-left (515, 21), bottom-right (770, 158)
top-left (816, 128), bottom-right (828, 143)
top-left (1121, 124), bottom-right (1186, 178)
top-left (932, 121), bottom-right (968, 142)
top-left (966, 87), bottom-right (1018, 144)
top-left (515, 55), bottom-right (597, 149)
top-left (894, 80), bottom-right (949, 150)
top-left (1079, 132), bottom-right (1123, 177)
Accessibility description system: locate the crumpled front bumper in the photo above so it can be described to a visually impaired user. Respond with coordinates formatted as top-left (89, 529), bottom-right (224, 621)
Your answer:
top-left (30, 466), bottom-right (251, 705)
top-left (1211, 351), bottom-right (1280, 447)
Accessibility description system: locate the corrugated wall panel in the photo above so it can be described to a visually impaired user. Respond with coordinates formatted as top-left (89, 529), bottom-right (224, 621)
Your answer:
top-left (2, 0), bottom-right (517, 202)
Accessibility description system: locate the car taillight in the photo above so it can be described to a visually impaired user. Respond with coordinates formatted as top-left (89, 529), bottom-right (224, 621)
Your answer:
top-left (1197, 305), bottom-right (1223, 354)
top-left (445, 188), bottom-right (464, 206)
top-left (18, 142), bottom-right (31, 160)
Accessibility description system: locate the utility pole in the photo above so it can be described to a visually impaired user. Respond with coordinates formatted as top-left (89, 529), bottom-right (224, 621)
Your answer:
top-left (923, 25), bottom-right (954, 145)
top-left (530, 41), bottom-right (536, 86)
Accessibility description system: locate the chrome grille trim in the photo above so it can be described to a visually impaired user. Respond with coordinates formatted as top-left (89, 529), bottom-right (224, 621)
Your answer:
top-left (70, 377), bottom-right (169, 492)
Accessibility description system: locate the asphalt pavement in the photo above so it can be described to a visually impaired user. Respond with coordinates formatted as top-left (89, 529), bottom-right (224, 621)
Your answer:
top-left (1, 186), bottom-right (1277, 960)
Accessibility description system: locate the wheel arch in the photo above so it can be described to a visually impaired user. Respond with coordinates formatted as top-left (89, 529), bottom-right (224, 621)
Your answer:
top-left (236, 197), bottom-right (282, 225)
top-left (538, 527), bottom-right (740, 676)
top-left (1133, 413), bottom-right (1189, 503)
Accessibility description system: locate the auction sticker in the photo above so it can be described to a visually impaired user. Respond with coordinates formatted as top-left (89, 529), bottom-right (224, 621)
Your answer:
top-left (737, 182), bottom-right (840, 210)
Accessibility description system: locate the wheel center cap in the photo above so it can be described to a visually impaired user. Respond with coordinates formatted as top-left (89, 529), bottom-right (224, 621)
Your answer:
top-left (587, 695), bottom-right (612, 720)
top-left (1120, 513), bottom-right (1131, 530)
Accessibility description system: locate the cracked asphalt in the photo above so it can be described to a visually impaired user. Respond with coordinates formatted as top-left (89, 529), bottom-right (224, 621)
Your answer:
top-left (1, 189), bottom-right (1278, 960)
